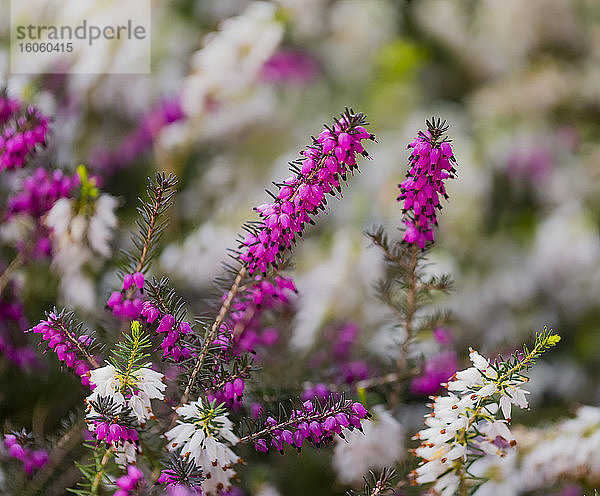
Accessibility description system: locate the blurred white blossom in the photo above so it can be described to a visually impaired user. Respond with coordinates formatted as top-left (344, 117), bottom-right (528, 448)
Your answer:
top-left (45, 194), bottom-right (117, 310)
top-left (332, 405), bottom-right (404, 484)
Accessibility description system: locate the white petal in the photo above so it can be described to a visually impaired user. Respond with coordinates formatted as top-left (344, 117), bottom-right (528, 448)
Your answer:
top-left (478, 383), bottom-right (498, 397)
top-left (500, 395), bottom-right (512, 420)
top-left (469, 348), bottom-right (490, 371)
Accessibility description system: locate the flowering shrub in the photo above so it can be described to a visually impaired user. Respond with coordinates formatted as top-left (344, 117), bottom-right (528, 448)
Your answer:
top-left (0, 94), bottom-right (568, 496)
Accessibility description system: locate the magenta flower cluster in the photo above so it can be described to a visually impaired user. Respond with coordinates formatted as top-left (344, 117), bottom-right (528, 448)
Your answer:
top-left (239, 110), bottom-right (373, 274)
top-left (94, 420), bottom-right (139, 447)
top-left (7, 167), bottom-right (77, 258)
top-left (0, 106), bottom-right (49, 172)
top-left (398, 119), bottom-right (456, 248)
top-left (0, 93), bottom-right (21, 125)
top-left (254, 399), bottom-right (369, 454)
top-left (155, 313), bottom-right (193, 362)
top-left (207, 377), bottom-right (245, 408)
top-left (107, 272), bottom-right (145, 320)
top-left (114, 464), bottom-right (144, 496)
top-left (140, 302), bottom-right (193, 362)
top-left (31, 313), bottom-right (92, 386)
top-left (229, 275), bottom-right (296, 352)
top-left (3, 434), bottom-right (48, 475)
top-left (8, 168), bottom-right (76, 219)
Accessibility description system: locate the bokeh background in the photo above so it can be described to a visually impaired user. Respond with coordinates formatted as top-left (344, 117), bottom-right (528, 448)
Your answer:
top-left (1, 0), bottom-right (600, 494)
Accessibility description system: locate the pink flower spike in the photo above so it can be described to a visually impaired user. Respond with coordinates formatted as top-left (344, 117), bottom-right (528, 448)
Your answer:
top-left (238, 109), bottom-right (374, 275)
top-left (397, 119), bottom-right (456, 248)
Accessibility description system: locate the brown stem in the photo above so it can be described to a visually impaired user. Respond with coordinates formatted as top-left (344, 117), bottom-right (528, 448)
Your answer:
top-left (124, 181), bottom-right (166, 301)
top-left (54, 319), bottom-right (100, 369)
top-left (136, 187), bottom-right (163, 275)
top-left (397, 244), bottom-right (418, 371)
top-left (178, 266), bottom-right (247, 409)
top-left (0, 252), bottom-right (23, 296)
top-left (91, 446), bottom-right (113, 495)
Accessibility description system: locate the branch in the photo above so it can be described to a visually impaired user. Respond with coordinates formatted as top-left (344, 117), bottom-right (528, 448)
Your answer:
top-left (48, 314), bottom-right (100, 369)
top-left (90, 447), bottom-right (113, 495)
top-left (397, 243), bottom-right (418, 371)
top-left (0, 252), bottom-right (23, 296)
top-left (121, 173), bottom-right (177, 292)
top-left (178, 265), bottom-right (247, 408)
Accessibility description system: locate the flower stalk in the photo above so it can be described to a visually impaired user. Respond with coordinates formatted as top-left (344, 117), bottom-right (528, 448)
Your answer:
top-left (90, 446), bottom-right (113, 496)
top-left (179, 265), bottom-right (247, 408)
top-left (0, 252), bottom-right (23, 296)
top-left (397, 243), bottom-right (418, 372)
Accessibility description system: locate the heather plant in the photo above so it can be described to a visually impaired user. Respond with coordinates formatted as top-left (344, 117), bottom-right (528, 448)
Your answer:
top-left (0, 84), bottom-right (569, 496)
top-left (3, 3), bottom-right (600, 496)
top-left (0, 106), bottom-right (377, 495)
top-left (323, 120), bottom-right (564, 496)
top-left (0, 104), bottom-right (48, 172)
